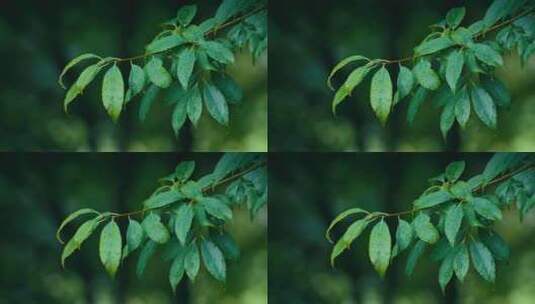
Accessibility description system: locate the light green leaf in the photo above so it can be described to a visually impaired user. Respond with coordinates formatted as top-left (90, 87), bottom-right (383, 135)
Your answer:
top-left (439, 252), bottom-right (455, 293)
top-left (142, 213), bottom-right (170, 244)
top-left (370, 66), bottom-right (393, 125)
top-left (201, 239), bottom-right (226, 282)
top-left (101, 65), bottom-right (124, 122)
top-left (472, 197), bottom-right (502, 220)
top-left (483, 153), bottom-right (526, 182)
top-left (202, 41), bottom-right (234, 64)
top-left (136, 240), bottom-right (157, 278)
top-left (332, 64), bottom-right (375, 114)
top-left (397, 65), bottom-right (414, 99)
top-left (57, 208), bottom-right (99, 244)
top-left (469, 240), bottom-right (496, 282)
top-left (451, 27), bottom-right (473, 46)
top-left (203, 83), bottom-right (229, 126)
top-left (177, 5), bottom-right (197, 26)
top-left (59, 53), bottom-right (102, 89)
top-left (138, 84), bottom-right (160, 121)
top-left (446, 7), bottom-right (466, 29)
top-left (175, 161), bottom-right (195, 181)
top-left (413, 213), bottom-right (439, 244)
top-left (331, 218), bottom-right (371, 266)
top-left (446, 50), bottom-right (464, 93)
top-left (407, 87), bottom-right (428, 124)
top-left (445, 204), bottom-right (464, 246)
top-left (483, 0), bottom-right (509, 27)
top-left (123, 219), bottom-right (144, 259)
top-left (369, 220), bottom-right (391, 277)
top-left (440, 100), bottom-right (456, 139)
top-left (326, 208), bottom-right (369, 243)
top-left (201, 197), bottom-right (233, 221)
top-left (454, 243), bottom-right (470, 282)
top-left (455, 87), bottom-right (471, 128)
top-left (446, 161), bottom-right (465, 182)
top-left (172, 99), bottom-right (188, 136)
top-left (145, 57), bottom-right (172, 88)
top-left (61, 218), bottom-right (99, 267)
top-left (186, 86), bottom-right (203, 126)
top-left (413, 59), bottom-right (441, 90)
top-left (414, 190), bottom-right (452, 209)
top-left (395, 219), bottom-right (413, 253)
top-left (146, 34), bottom-right (184, 54)
top-left (471, 43), bottom-right (504, 66)
top-left (177, 47), bottom-right (196, 89)
top-left (414, 37), bottom-right (455, 56)
top-left (125, 63), bottom-right (145, 102)
top-left (405, 240), bottom-right (427, 276)
top-left (174, 204), bottom-right (194, 245)
top-left (471, 86), bottom-right (497, 129)
top-left (327, 55), bottom-right (369, 90)
top-left (99, 220), bottom-right (122, 278)
top-left (64, 63), bottom-right (104, 112)
top-left (169, 245), bottom-right (186, 292)
top-left (143, 189), bottom-right (184, 209)
top-left (184, 241), bottom-right (200, 281)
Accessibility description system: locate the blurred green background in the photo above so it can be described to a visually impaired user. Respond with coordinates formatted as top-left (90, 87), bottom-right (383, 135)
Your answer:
top-left (269, 0), bottom-right (535, 151)
top-left (0, 0), bottom-right (267, 152)
top-left (0, 153), bottom-right (267, 304)
top-left (269, 153), bottom-right (535, 303)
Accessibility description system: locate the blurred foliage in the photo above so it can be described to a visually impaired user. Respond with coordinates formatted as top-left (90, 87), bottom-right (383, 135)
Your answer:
top-left (269, 153), bottom-right (535, 303)
top-left (0, 153), bottom-right (267, 304)
top-left (0, 0), bottom-right (267, 152)
top-left (269, 0), bottom-right (535, 151)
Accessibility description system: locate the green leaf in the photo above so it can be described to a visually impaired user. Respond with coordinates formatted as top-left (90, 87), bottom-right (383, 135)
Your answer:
top-left (57, 208), bottom-right (99, 244)
top-left (414, 190), bottom-right (452, 209)
top-left (175, 161), bottom-right (195, 181)
top-left (177, 5), bottom-right (197, 27)
top-left (211, 231), bottom-right (240, 261)
top-left (397, 65), bottom-right (414, 99)
top-left (212, 73), bottom-right (243, 104)
top-left (469, 240), bottom-right (496, 282)
top-left (370, 66), bottom-right (393, 125)
top-left (454, 243), bottom-right (470, 282)
top-left (61, 218), bottom-right (99, 267)
top-left (413, 213), bottom-right (439, 244)
top-left (407, 87), bottom-right (429, 124)
top-left (395, 219), bottom-right (413, 253)
top-left (481, 77), bottom-right (510, 108)
top-left (455, 87), bottom-right (471, 128)
top-left (201, 239), bottom-right (226, 282)
top-left (446, 50), bottom-right (464, 93)
top-left (471, 86), bottom-right (497, 129)
top-left (142, 213), bottom-right (170, 244)
top-left (172, 99), bottom-right (188, 136)
top-left (145, 57), bottom-right (172, 88)
top-left (201, 197), bottom-right (233, 221)
top-left (450, 181), bottom-right (471, 199)
top-left (59, 53), bottom-right (101, 89)
top-left (203, 83), bottom-right (229, 126)
top-left (472, 197), bottom-right (502, 220)
top-left (483, 153), bottom-right (526, 182)
top-left (184, 241), bottom-right (200, 281)
top-left (64, 63), bottom-right (104, 112)
top-left (470, 43), bottom-right (504, 67)
top-left (369, 220), bottom-right (391, 277)
top-left (123, 219), bottom-right (144, 259)
top-left (101, 65), bottom-right (124, 122)
top-left (169, 245), bottom-right (186, 292)
top-left (99, 220), bottom-right (122, 278)
top-left (483, 0), bottom-right (509, 27)
top-left (202, 41), bottom-right (235, 64)
top-left (439, 252), bottom-right (455, 293)
top-left (174, 204), bottom-right (194, 245)
top-left (144, 189), bottom-right (184, 209)
top-left (327, 55), bottom-right (369, 90)
top-left (139, 84), bottom-right (160, 121)
top-left (413, 59), bottom-right (441, 90)
top-left (136, 240), bottom-right (158, 278)
top-left (446, 161), bottom-right (465, 182)
top-left (451, 27), bottom-right (473, 46)
top-left (405, 240), bottom-right (427, 276)
top-left (414, 37), bottom-right (455, 56)
top-left (330, 218), bottom-right (371, 266)
top-left (446, 7), bottom-right (466, 29)
top-left (445, 204), bottom-right (464, 246)
top-left (326, 208), bottom-right (368, 243)
top-left (176, 47), bottom-right (196, 89)
top-left (482, 232), bottom-right (510, 261)
top-left (440, 101), bottom-right (456, 139)
top-left (332, 64), bottom-right (375, 114)
top-left (125, 63), bottom-right (146, 102)
top-left (186, 86), bottom-right (203, 126)
top-left (181, 181), bottom-right (203, 199)
top-left (146, 34), bottom-right (184, 54)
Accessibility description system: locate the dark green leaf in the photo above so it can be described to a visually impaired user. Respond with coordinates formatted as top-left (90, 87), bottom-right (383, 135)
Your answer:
top-left (446, 161), bottom-right (466, 182)
top-left (407, 87), bottom-right (428, 124)
top-left (202, 41), bottom-right (234, 64)
top-left (455, 87), bottom-right (471, 128)
top-left (64, 63), bottom-right (104, 111)
top-left (446, 50), bottom-right (464, 93)
top-left (174, 204), bottom-right (194, 245)
top-left (57, 208), bottom-right (99, 244)
top-left (211, 231), bottom-right (240, 261)
top-left (203, 83), bottom-right (229, 125)
top-left (471, 44), bottom-right (504, 66)
top-left (169, 245), bottom-right (186, 291)
top-left (440, 101), bottom-right (456, 139)
top-left (482, 232), bottom-right (510, 261)
top-left (172, 99), bottom-right (188, 136)
top-left (125, 63), bottom-right (145, 102)
top-left (327, 55), bottom-right (369, 90)
top-left (177, 5), bottom-right (197, 27)
top-left (471, 86), bottom-right (497, 129)
top-left (59, 53), bottom-right (101, 89)
top-left (186, 86), bottom-right (203, 126)
top-left (454, 243), bottom-right (470, 282)
top-left (123, 219), bottom-right (144, 259)
top-left (445, 204), bottom-right (464, 246)
top-left (481, 77), bottom-right (510, 108)
top-left (469, 240), bottom-right (496, 282)
top-left (136, 240), bottom-right (158, 278)
top-left (405, 240), bottom-right (427, 276)
top-left (184, 241), bottom-right (200, 281)
top-left (331, 218), bottom-right (371, 266)
top-left (439, 252), bottom-right (455, 292)
top-left (484, 0), bottom-right (509, 27)
top-left (483, 153), bottom-right (526, 182)
top-left (446, 7), bottom-right (466, 29)
top-left (138, 84), bottom-right (160, 121)
top-left (331, 64), bottom-right (375, 114)
top-left (472, 197), bottom-right (502, 220)
top-left (201, 197), bottom-right (233, 221)
top-left (201, 239), bottom-right (226, 282)
top-left (99, 220), bottom-right (122, 278)
top-left (212, 73), bottom-right (243, 104)
top-left (61, 218), bottom-right (99, 267)
top-left (177, 47), bottom-right (196, 89)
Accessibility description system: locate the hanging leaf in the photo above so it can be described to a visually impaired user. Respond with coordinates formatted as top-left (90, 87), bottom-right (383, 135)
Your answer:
top-left (186, 86), bottom-right (203, 126)
top-left (202, 41), bottom-right (235, 64)
top-left (142, 213), bottom-right (170, 244)
top-left (413, 59), bottom-right (441, 90)
top-left (61, 218), bottom-right (100, 267)
top-left (470, 43), bottom-right (504, 67)
top-left (331, 64), bottom-right (375, 114)
top-left (203, 83), bottom-right (229, 126)
top-left (397, 65), bottom-right (414, 99)
top-left (469, 240), bottom-right (496, 282)
top-left (177, 47), bottom-right (196, 89)
top-left (325, 207), bottom-right (368, 243)
top-left (172, 99), bottom-right (188, 136)
top-left (201, 239), bottom-right (226, 282)
top-left (405, 240), bottom-right (427, 276)
top-left (138, 85), bottom-right (160, 122)
top-left (201, 197), bottom-right (233, 221)
top-left (370, 66), bottom-right (393, 125)
top-left (368, 220), bottom-right (391, 277)
top-left (99, 220), bottom-right (122, 278)
top-left (472, 197), bottom-right (503, 220)
top-left (145, 57), bottom-right (172, 88)
top-left (146, 35), bottom-right (184, 54)
top-left (101, 65), bottom-right (124, 122)
top-left (123, 219), bottom-right (144, 259)
top-left (453, 243), bottom-right (470, 282)
top-left (177, 5), bottom-right (197, 27)
top-left (407, 87), bottom-right (429, 124)
top-left (136, 240), bottom-right (158, 278)
top-left (125, 63), bottom-right (146, 102)
top-left (59, 53), bottom-right (102, 89)
top-left (440, 101), bottom-right (456, 139)
top-left (169, 245), bottom-right (187, 292)
top-left (445, 204), bottom-right (464, 246)
top-left (174, 204), bottom-right (194, 245)
top-left (64, 63), bottom-right (104, 112)
top-left (184, 241), bottom-right (200, 281)
top-left (413, 213), bottom-right (439, 244)
top-left (471, 86), bottom-right (497, 129)
top-left (438, 252), bottom-right (455, 292)
top-left (327, 55), bottom-right (369, 90)
top-left (445, 50), bottom-right (464, 93)
top-left (57, 208), bottom-right (99, 244)
top-left (446, 7), bottom-right (466, 29)
top-left (454, 87), bottom-right (471, 128)
top-left (414, 37), bottom-right (455, 56)
top-left (395, 218), bottom-right (413, 253)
